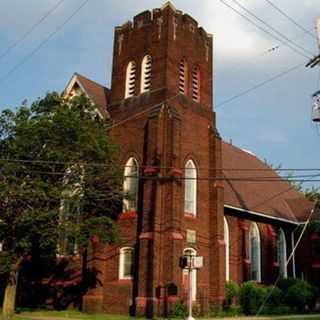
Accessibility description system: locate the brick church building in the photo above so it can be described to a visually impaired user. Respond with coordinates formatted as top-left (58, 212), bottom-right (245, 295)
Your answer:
top-left (63, 2), bottom-right (316, 317)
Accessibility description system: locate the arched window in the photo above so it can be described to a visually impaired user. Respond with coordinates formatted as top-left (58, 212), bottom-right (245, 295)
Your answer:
top-left (0, 242), bottom-right (3, 252)
top-left (140, 55), bottom-right (152, 93)
top-left (182, 248), bottom-right (197, 301)
top-left (277, 228), bottom-right (287, 278)
top-left (125, 61), bottom-right (136, 98)
top-left (192, 66), bottom-right (200, 102)
top-left (179, 59), bottom-right (188, 95)
top-left (184, 160), bottom-right (197, 216)
top-left (123, 158), bottom-right (139, 212)
top-left (249, 223), bottom-right (261, 282)
top-left (119, 247), bottom-right (134, 279)
top-left (224, 217), bottom-right (230, 281)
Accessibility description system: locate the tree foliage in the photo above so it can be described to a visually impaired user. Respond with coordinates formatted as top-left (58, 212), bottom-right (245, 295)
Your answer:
top-left (0, 92), bottom-right (122, 315)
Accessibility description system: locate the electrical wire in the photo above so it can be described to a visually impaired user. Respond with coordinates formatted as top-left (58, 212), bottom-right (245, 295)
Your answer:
top-left (0, 0), bottom-right (90, 85)
top-left (218, 0), bottom-right (311, 59)
top-left (264, 0), bottom-right (317, 40)
top-left (0, 0), bottom-right (66, 62)
top-left (255, 200), bottom-right (320, 316)
top-left (2, 158), bottom-right (320, 172)
top-left (229, 0), bottom-right (314, 56)
top-left (216, 62), bottom-right (304, 108)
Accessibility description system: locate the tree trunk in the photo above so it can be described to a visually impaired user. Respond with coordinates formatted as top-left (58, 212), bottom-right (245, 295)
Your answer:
top-left (2, 259), bottom-right (22, 320)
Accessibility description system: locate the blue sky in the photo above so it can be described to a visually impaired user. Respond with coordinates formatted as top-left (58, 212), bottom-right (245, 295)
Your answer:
top-left (1, 0), bottom-right (320, 189)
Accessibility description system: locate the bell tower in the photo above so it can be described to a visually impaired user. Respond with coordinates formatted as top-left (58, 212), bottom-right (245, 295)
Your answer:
top-left (88, 2), bottom-right (225, 317)
top-left (109, 2), bottom-right (213, 113)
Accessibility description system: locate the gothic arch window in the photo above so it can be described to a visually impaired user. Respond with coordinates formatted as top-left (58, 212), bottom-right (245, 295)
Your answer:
top-left (140, 55), bottom-right (152, 93)
top-left (123, 157), bottom-right (139, 212)
top-left (192, 65), bottom-right (200, 102)
top-left (249, 223), bottom-right (261, 282)
top-left (119, 247), bottom-right (134, 280)
top-left (277, 228), bottom-right (287, 278)
top-left (179, 59), bottom-right (188, 95)
top-left (224, 217), bottom-right (230, 281)
top-left (125, 61), bottom-right (136, 98)
top-left (182, 248), bottom-right (197, 301)
top-left (184, 160), bottom-right (197, 216)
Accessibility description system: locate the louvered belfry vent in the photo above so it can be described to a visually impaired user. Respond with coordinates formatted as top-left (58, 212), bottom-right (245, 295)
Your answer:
top-left (192, 66), bottom-right (200, 102)
top-left (141, 55), bottom-right (152, 93)
top-left (125, 61), bottom-right (136, 98)
top-left (179, 59), bottom-right (187, 95)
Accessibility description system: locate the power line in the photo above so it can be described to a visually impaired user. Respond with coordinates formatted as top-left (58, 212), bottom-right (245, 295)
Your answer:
top-left (256, 199), bottom-right (320, 316)
top-left (2, 158), bottom-right (320, 172)
top-left (264, 0), bottom-right (317, 40)
top-left (218, 0), bottom-right (311, 59)
top-left (216, 62), bottom-right (304, 108)
top-left (229, 0), bottom-right (314, 56)
top-left (0, 0), bottom-right (66, 62)
top-left (0, 0), bottom-right (90, 85)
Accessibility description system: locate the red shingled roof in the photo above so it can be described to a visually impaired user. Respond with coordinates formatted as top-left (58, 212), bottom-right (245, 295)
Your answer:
top-left (222, 141), bottom-right (313, 223)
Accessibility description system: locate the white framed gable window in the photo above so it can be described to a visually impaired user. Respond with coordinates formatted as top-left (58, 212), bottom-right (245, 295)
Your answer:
top-left (249, 222), bottom-right (261, 282)
top-left (123, 157), bottom-right (139, 212)
top-left (184, 160), bottom-right (197, 215)
top-left (140, 55), bottom-right (152, 93)
top-left (125, 61), bottom-right (136, 98)
top-left (119, 247), bottom-right (134, 280)
top-left (277, 228), bottom-right (288, 278)
top-left (224, 217), bottom-right (230, 281)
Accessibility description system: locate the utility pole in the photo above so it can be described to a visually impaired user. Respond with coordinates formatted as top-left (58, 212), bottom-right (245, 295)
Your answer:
top-left (306, 17), bottom-right (320, 68)
top-left (306, 17), bottom-right (320, 123)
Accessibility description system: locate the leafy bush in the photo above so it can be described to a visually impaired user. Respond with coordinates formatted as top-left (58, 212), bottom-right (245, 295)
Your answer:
top-left (239, 281), bottom-right (266, 315)
top-left (226, 280), bottom-right (239, 303)
top-left (283, 279), bottom-right (317, 312)
top-left (170, 299), bottom-right (187, 318)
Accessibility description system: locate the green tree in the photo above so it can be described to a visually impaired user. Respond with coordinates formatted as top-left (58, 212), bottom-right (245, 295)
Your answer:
top-left (0, 93), bottom-right (122, 319)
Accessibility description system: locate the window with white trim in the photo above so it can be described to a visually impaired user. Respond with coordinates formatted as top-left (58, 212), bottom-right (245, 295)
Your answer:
top-left (249, 223), bottom-right (261, 282)
top-left (125, 61), bottom-right (136, 98)
top-left (192, 66), bottom-right (200, 102)
top-left (184, 160), bottom-right (197, 215)
top-left (123, 158), bottom-right (139, 212)
top-left (277, 228), bottom-right (287, 278)
top-left (179, 59), bottom-right (188, 95)
top-left (140, 55), bottom-right (152, 93)
top-left (119, 247), bottom-right (134, 279)
top-left (224, 217), bottom-right (230, 281)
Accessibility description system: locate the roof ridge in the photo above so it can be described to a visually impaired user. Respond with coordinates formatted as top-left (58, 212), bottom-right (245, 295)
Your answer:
top-left (75, 72), bottom-right (109, 90)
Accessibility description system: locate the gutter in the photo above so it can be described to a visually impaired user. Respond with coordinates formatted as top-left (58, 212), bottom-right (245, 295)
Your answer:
top-left (224, 204), bottom-right (306, 226)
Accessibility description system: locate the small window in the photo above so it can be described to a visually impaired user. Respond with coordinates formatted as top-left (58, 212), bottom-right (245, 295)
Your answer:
top-left (224, 217), bottom-right (230, 281)
top-left (141, 55), bottom-right (152, 93)
top-left (123, 158), bottom-right (139, 212)
top-left (277, 228), bottom-right (287, 278)
top-left (179, 59), bottom-right (188, 95)
top-left (119, 247), bottom-right (134, 279)
top-left (192, 66), bottom-right (200, 102)
top-left (184, 160), bottom-right (197, 215)
top-left (0, 242), bottom-right (3, 252)
top-left (125, 61), bottom-right (136, 98)
top-left (249, 223), bottom-right (261, 282)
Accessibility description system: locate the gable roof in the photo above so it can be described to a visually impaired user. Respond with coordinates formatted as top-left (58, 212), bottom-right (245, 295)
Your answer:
top-left (64, 73), bottom-right (110, 119)
top-left (222, 141), bottom-right (313, 224)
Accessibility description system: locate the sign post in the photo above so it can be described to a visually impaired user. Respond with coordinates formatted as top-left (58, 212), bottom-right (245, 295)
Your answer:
top-left (180, 255), bottom-right (203, 320)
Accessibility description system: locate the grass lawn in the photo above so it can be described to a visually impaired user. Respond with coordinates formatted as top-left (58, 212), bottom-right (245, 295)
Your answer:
top-left (2, 310), bottom-right (320, 320)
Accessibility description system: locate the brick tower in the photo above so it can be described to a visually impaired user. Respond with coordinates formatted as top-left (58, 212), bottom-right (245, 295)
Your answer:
top-left (83, 2), bottom-right (225, 317)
